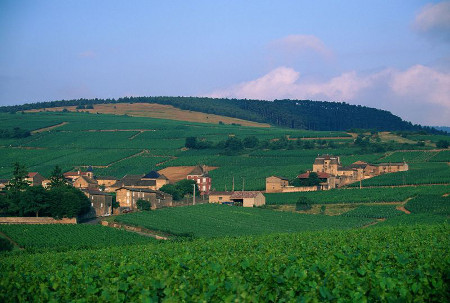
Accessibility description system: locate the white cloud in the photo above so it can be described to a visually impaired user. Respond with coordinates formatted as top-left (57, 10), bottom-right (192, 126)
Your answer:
top-left (268, 34), bottom-right (333, 58)
top-left (414, 1), bottom-right (450, 41)
top-left (209, 65), bottom-right (450, 125)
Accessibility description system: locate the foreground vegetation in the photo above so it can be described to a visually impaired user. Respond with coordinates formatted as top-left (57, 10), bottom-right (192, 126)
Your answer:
top-left (1, 224), bottom-right (448, 302)
top-left (0, 224), bottom-right (154, 253)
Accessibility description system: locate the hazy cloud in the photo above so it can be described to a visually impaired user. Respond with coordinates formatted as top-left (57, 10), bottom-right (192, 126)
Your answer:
top-left (413, 1), bottom-right (450, 41)
top-left (79, 50), bottom-right (96, 58)
top-left (209, 65), bottom-right (450, 125)
top-left (268, 35), bottom-right (333, 58)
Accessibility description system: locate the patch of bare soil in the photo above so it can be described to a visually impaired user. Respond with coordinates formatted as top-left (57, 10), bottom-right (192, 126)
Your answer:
top-left (31, 122), bottom-right (68, 134)
top-left (27, 103), bottom-right (270, 128)
top-left (362, 218), bottom-right (386, 228)
top-left (396, 206), bottom-right (411, 214)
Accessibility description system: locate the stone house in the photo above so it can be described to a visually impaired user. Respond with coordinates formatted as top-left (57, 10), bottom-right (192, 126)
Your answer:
top-left (82, 189), bottom-right (113, 217)
top-left (376, 163), bottom-right (409, 174)
top-left (95, 176), bottom-right (119, 190)
top-left (73, 175), bottom-right (99, 190)
top-left (265, 176), bottom-right (289, 193)
top-left (297, 172), bottom-right (336, 190)
top-left (64, 170), bottom-right (94, 182)
top-left (141, 171), bottom-right (169, 190)
top-left (187, 165), bottom-right (211, 195)
top-left (312, 155), bottom-right (340, 175)
top-left (26, 172), bottom-right (45, 187)
top-left (115, 187), bottom-right (173, 211)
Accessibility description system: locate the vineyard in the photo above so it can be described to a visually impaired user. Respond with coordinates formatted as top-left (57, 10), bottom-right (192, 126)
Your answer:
top-left (265, 185), bottom-right (450, 205)
top-left (0, 224), bottom-right (154, 252)
top-left (342, 205), bottom-right (404, 219)
top-left (405, 194), bottom-right (449, 215)
top-left (114, 204), bottom-right (374, 238)
top-left (349, 162), bottom-right (450, 187)
top-left (1, 224), bottom-right (448, 301)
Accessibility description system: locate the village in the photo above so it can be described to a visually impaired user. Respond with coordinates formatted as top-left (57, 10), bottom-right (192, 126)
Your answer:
top-left (0, 154), bottom-right (408, 221)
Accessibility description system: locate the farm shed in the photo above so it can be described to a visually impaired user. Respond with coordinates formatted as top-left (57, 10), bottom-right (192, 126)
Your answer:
top-left (230, 191), bottom-right (266, 207)
top-left (209, 191), bottom-right (233, 203)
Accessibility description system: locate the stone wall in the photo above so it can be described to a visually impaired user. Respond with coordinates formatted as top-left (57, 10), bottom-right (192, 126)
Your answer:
top-left (0, 217), bottom-right (77, 224)
top-left (281, 186), bottom-right (318, 193)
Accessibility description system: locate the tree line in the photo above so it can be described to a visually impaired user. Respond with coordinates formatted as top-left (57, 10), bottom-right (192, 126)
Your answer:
top-left (1, 96), bottom-right (446, 134)
top-left (0, 164), bottom-right (90, 219)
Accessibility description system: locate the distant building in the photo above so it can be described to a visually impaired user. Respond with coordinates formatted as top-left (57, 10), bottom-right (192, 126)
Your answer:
top-left (64, 170), bottom-right (94, 182)
top-left (95, 176), bottom-right (119, 190)
top-left (265, 176), bottom-right (289, 193)
top-left (312, 155), bottom-right (340, 175)
top-left (230, 191), bottom-right (265, 207)
top-left (187, 165), bottom-right (211, 195)
top-left (209, 191), bottom-right (266, 207)
top-left (209, 191), bottom-right (233, 203)
top-left (82, 189), bottom-right (113, 217)
top-left (115, 187), bottom-right (173, 212)
top-left (141, 171), bottom-right (169, 190)
top-left (73, 175), bottom-right (99, 190)
top-left (25, 172), bottom-right (45, 187)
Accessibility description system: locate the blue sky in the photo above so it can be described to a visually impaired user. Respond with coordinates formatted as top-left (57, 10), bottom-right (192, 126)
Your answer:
top-left (1, 1), bottom-right (449, 125)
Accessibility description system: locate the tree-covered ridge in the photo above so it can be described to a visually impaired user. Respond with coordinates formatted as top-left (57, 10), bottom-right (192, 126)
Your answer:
top-left (0, 96), bottom-right (443, 133)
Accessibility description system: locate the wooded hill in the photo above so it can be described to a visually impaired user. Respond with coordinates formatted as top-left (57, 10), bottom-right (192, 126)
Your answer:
top-left (0, 96), bottom-right (443, 133)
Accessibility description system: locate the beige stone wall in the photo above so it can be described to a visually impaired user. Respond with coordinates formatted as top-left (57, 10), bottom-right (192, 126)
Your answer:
top-left (265, 177), bottom-right (289, 193)
top-left (156, 179), bottom-right (168, 190)
top-left (209, 194), bottom-right (232, 203)
top-left (0, 217), bottom-right (77, 224)
top-left (281, 186), bottom-right (318, 193)
top-left (242, 194), bottom-right (266, 207)
top-left (97, 179), bottom-right (117, 187)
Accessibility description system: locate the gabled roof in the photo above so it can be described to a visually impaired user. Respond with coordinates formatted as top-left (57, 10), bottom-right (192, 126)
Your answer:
top-left (64, 171), bottom-right (90, 177)
top-left (314, 154), bottom-right (340, 165)
top-left (230, 191), bottom-right (262, 199)
top-left (297, 172), bottom-right (331, 179)
top-left (82, 189), bottom-right (111, 196)
top-left (27, 172), bottom-right (38, 178)
top-left (143, 171), bottom-right (161, 179)
top-left (188, 165), bottom-right (205, 176)
top-left (77, 175), bottom-right (98, 185)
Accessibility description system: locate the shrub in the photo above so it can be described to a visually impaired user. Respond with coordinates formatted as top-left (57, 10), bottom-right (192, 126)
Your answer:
top-left (136, 199), bottom-right (151, 211)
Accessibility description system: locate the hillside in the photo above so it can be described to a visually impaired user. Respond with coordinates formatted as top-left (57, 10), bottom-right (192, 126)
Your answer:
top-left (26, 102), bottom-right (270, 128)
top-left (1, 96), bottom-right (443, 132)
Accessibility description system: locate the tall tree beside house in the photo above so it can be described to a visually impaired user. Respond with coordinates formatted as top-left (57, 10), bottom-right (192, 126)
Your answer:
top-left (49, 165), bottom-right (67, 188)
top-left (47, 186), bottom-right (91, 219)
top-left (6, 162), bottom-right (30, 191)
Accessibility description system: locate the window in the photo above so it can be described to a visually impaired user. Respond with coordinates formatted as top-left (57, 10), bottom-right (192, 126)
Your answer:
top-left (203, 178), bottom-right (206, 183)
top-left (101, 203), bottom-right (103, 207)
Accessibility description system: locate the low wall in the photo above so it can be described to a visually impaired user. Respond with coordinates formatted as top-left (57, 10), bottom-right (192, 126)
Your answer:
top-left (281, 186), bottom-right (318, 193)
top-left (0, 217), bottom-right (77, 224)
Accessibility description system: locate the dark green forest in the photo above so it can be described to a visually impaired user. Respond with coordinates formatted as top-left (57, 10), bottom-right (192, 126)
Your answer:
top-left (0, 96), bottom-right (444, 133)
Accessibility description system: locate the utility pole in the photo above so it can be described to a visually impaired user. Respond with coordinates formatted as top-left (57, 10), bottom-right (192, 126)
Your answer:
top-left (193, 184), bottom-right (196, 205)
top-left (232, 177), bottom-right (235, 192)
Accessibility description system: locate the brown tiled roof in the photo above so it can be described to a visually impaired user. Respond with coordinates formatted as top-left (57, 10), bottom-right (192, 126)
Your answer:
top-left (209, 191), bottom-right (233, 196)
top-left (82, 189), bottom-right (111, 196)
top-left (268, 176), bottom-right (289, 181)
top-left (27, 172), bottom-right (38, 178)
top-left (230, 191), bottom-right (262, 199)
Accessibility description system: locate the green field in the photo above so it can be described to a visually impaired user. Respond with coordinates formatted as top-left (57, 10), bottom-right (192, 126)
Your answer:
top-left (1, 224), bottom-right (448, 302)
top-left (0, 224), bottom-right (154, 252)
top-left (0, 111), bottom-right (448, 190)
top-left (342, 205), bottom-right (404, 219)
top-left (265, 185), bottom-right (450, 205)
top-left (114, 204), bottom-right (374, 238)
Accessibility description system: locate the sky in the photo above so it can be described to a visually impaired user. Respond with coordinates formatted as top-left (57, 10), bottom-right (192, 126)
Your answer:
top-left (0, 1), bottom-right (449, 126)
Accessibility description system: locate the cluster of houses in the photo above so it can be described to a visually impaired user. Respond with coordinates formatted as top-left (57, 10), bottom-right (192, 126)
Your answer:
top-left (266, 154), bottom-right (408, 193)
top-left (0, 154), bottom-right (408, 219)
